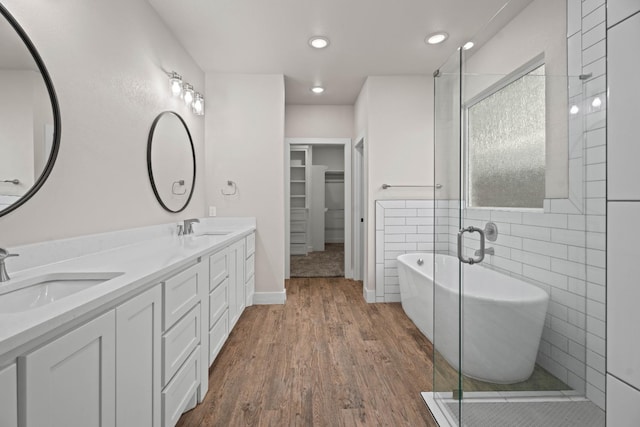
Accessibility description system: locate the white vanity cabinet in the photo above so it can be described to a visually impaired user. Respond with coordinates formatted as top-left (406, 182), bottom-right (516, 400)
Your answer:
top-left (116, 284), bottom-right (162, 427)
top-left (0, 364), bottom-right (17, 427)
top-left (20, 311), bottom-right (117, 427)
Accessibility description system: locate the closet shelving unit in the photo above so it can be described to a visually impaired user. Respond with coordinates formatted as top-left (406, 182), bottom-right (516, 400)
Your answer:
top-left (290, 146), bottom-right (310, 255)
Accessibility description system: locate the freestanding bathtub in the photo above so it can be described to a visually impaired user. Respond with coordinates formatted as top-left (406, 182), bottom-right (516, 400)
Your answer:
top-left (397, 253), bottom-right (549, 384)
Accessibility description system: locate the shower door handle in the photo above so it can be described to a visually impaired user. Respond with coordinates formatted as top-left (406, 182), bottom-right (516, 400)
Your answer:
top-left (457, 226), bottom-right (485, 265)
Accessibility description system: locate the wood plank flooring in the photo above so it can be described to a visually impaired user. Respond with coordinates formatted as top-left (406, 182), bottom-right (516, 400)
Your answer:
top-left (177, 278), bottom-right (437, 426)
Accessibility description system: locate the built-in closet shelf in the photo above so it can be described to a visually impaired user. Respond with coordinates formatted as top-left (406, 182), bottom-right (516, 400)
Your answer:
top-left (290, 195), bottom-right (306, 198)
top-left (290, 180), bottom-right (306, 183)
top-left (290, 165), bottom-right (306, 168)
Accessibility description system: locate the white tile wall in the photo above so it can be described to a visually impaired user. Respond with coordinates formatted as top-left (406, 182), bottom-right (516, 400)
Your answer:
top-left (607, 11), bottom-right (640, 200)
top-left (607, 1), bottom-right (640, 421)
top-left (607, 375), bottom-right (640, 426)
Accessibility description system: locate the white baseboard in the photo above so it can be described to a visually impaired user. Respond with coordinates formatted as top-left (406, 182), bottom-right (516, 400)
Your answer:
top-left (363, 286), bottom-right (376, 303)
top-left (253, 290), bottom-right (287, 305)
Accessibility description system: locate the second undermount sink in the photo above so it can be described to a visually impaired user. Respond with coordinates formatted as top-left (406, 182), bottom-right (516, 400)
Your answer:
top-left (0, 272), bottom-right (123, 313)
top-left (195, 230), bottom-right (233, 237)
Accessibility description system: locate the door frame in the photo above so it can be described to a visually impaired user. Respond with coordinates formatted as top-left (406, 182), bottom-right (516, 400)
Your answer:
top-left (285, 138), bottom-right (352, 279)
top-left (353, 137), bottom-right (365, 282)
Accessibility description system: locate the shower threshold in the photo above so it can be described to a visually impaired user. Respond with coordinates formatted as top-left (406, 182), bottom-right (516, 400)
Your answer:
top-left (422, 391), bottom-right (605, 427)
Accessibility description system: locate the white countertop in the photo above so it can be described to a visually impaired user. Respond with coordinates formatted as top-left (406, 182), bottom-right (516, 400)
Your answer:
top-left (0, 220), bottom-right (255, 358)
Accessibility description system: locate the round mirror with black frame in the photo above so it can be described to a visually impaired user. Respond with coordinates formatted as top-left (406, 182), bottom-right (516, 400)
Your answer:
top-left (0, 4), bottom-right (61, 217)
top-left (147, 111), bottom-right (196, 213)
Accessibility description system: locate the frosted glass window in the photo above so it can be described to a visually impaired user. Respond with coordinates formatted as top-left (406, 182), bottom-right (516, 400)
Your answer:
top-left (468, 64), bottom-right (545, 208)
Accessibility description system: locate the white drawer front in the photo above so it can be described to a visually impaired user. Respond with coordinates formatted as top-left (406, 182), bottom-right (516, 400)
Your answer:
top-left (291, 232), bottom-right (306, 244)
top-left (291, 209), bottom-right (307, 221)
top-left (291, 243), bottom-right (306, 255)
top-left (245, 233), bottom-right (255, 258)
top-left (291, 221), bottom-right (306, 233)
top-left (208, 310), bottom-right (229, 366)
top-left (245, 254), bottom-right (255, 279)
top-left (162, 304), bottom-right (200, 386)
top-left (245, 275), bottom-right (255, 307)
top-left (163, 263), bottom-right (202, 329)
top-left (209, 249), bottom-right (228, 291)
top-left (209, 278), bottom-right (229, 329)
top-left (162, 346), bottom-right (200, 427)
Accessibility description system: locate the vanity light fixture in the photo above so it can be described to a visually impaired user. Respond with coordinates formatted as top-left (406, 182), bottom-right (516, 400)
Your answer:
top-left (192, 93), bottom-right (205, 115)
top-left (169, 71), bottom-right (183, 97)
top-left (309, 36), bottom-right (330, 49)
top-left (426, 32), bottom-right (448, 45)
top-left (311, 86), bottom-right (325, 94)
top-left (570, 105), bottom-right (580, 115)
top-left (591, 96), bottom-right (602, 108)
top-left (166, 71), bottom-right (205, 116)
top-left (182, 83), bottom-right (194, 105)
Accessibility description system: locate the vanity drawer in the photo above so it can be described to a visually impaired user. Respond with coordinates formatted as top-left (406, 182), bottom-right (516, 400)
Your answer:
top-left (209, 249), bottom-right (228, 291)
top-left (245, 275), bottom-right (255, 307)
top-left (291, 221), bottom-right (306, 233)
top-left (245, 253), bottom-right (255, 279)
top-left (208, 309), bottom-right (229, 365)
top-left (162, 304), bottom-right (200, 386)
top-left (209, 278), bottom-right (228, 329)
top-left (246, 233), bottom-right (255, 258)
top-left (162, 346), bottom-right (200, 427)
top-left (163, 262), bottom-right (204, 329)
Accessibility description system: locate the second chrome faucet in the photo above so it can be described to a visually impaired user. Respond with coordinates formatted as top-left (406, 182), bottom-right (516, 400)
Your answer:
top-left (178, 218), bottom-right (200, 236)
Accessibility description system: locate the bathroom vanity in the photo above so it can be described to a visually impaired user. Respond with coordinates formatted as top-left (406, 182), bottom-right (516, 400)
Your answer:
top-left (0, 218), bottom-right (256, 427)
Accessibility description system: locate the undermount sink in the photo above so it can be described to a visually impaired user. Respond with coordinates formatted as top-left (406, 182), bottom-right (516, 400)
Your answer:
top-left (195, 230), bottom-right (233, 236)
top-left (0, 272), bottom-right (123, 313)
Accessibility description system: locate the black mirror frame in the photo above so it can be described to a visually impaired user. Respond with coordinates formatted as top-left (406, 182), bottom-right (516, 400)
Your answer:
top-left (147, 111), bottom-right (196, 213)
top-left (0, 3), bottom-right (61, 218)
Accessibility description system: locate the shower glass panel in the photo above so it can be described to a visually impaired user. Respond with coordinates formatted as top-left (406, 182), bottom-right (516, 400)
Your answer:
top-left (429, 0), bottom-right (605, 425)
top-left (432, 47), bottom-right (462, 422)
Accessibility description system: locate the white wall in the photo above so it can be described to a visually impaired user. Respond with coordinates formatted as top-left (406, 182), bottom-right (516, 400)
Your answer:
top-left (205, 74), bottom-right (285, 295)
top-left (464, 0), bottom-right (568, 198)
top-left (355, 76), bottom-right (433, 293)
top-left (0, 0), bottom-right (205, 246)
top-left (285, 105), bottom-right (354, 138)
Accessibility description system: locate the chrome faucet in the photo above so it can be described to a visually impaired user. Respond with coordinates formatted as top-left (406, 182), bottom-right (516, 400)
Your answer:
top-left (475, 247), bottom-right (495, 257)
top-left (182, 218), bottom-right (200, 235)
top-left (0, 248), bottom-right (19, 282)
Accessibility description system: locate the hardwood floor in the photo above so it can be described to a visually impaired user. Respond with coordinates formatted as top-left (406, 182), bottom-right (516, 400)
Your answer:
top-left (177, 278), bottom-right (437, 426)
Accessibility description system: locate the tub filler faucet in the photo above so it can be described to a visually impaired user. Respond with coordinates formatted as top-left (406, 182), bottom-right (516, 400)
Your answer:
top-left (475, 247), bottom-right (495, 257)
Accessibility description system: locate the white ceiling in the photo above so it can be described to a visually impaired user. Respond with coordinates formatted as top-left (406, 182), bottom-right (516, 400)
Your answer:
top-left (147, 0), bottom-right (533, 105)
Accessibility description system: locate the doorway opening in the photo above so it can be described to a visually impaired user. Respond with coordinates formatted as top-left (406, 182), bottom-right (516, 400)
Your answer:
top-left (285, 138), bottom-right (352, 279)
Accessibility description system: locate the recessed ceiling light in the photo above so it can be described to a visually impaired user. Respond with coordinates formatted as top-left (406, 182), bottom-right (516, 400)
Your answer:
top-left (463, 41), bottom-right (474, 50)
top-left (311, 86), bottom-right (325, 94)
top-left (426, 32), bottom-right (448, 45)
top-left (309, 36), bottom-right (330, 49)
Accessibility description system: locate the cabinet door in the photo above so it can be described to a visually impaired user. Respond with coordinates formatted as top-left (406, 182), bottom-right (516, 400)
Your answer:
top-left (20, 311), bottom-right (116, 427)
top-left (116, 285), bottom-right (162, 427)
top-left (0, 364), bottom-right (17, 427)
top-left (229, 240), bottom-right (245, 329)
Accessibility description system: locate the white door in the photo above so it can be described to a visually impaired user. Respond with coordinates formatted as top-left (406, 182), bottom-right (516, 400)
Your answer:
top-left (21, 311), bottom-right (116, 427)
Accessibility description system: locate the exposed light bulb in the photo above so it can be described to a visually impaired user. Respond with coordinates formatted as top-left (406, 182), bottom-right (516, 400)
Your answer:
top-left (591, 97), bottom-right (602, 108)
top-left (192, 93), bottom-right (204, 115)
top-left (169, 71), bottom-right (182, 97)
top-left (463, 41), bottom-right (474, 50)
top-left (570, 105), bottom-right (580, 115)
top-left (183, 83), bottom-right (194, 105)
